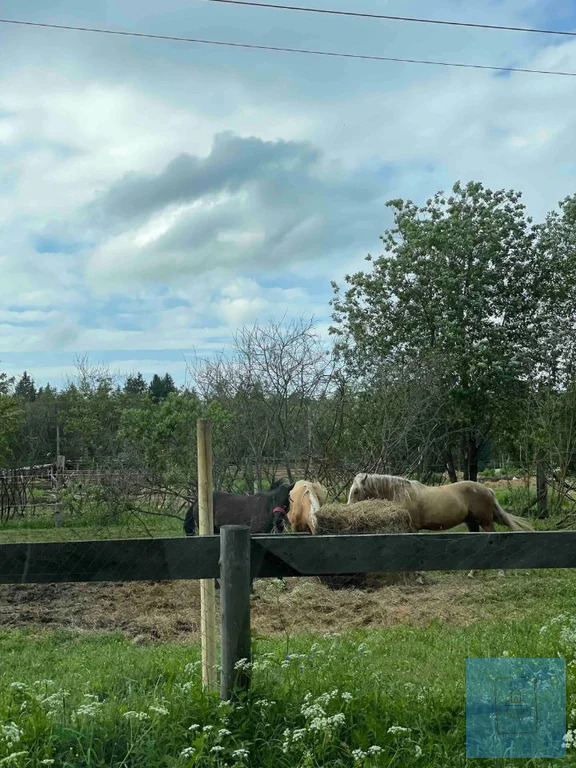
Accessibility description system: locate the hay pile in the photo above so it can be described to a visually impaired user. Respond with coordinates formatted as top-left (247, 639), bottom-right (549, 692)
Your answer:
top-left (314, 499), bottom-right (417, 589)
top-left (314, 499), bottom-right (415, 535)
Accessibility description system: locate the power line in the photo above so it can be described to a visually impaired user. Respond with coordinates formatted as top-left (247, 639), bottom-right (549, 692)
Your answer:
top-left (1, 17), bottom-right (576, 77)
top-left (207, 0), bottom-right (576, 38)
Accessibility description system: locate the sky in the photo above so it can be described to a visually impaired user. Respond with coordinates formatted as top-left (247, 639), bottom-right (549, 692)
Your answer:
top-left (1, 0), bottom-right (576, 389)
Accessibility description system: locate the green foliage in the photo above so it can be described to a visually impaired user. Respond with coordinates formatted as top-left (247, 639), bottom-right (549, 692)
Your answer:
top-left (118, 391), bottom-right (201, 476)
top-left (0, 394), bottom-right (21, 466)
top-left (13, 371), bottom-right (37, 402)
top-left (331, 181), bottom-right (576, 480)
top-left (148, 373), bottom-right (177, 403)
top-left (123, 373), bottom-right (148, 396)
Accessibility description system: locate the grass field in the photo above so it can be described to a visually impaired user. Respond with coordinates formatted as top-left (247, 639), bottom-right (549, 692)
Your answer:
top-left (1, 605), bottom-right (575, 767)
top-left (1, 493), bottom-right (576, 766)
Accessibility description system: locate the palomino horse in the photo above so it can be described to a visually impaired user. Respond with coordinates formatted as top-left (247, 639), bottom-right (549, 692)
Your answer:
top-left (347, 473), bottom-right (533, 577)
top-left (287, 480), bottom-right (329, 534)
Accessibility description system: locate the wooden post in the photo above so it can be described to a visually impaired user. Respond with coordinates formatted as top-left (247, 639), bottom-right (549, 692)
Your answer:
top-left (220, 525), bottom-right (251, 701)
top-left (197, 419), bottom-right (217, 691)
top-left (54, 454), bottom-right (65, 528)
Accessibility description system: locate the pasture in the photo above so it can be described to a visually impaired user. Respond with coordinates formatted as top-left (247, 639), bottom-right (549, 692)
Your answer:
top-left (1, 481), bottom-right (576, 766)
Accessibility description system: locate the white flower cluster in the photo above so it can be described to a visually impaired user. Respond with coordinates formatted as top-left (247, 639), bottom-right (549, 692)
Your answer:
top-left (0, 750), bottom-right (28, 765)
top-left (352, 745), bottom-right (383, 762)
top-left (38, 690), bottom-right (70, 718)
top-left (74, 701), bottom-right (104, 719)
top-left (282, 690), bottom-right (350, 754)
top-left (387, 725), bottom-right (412, 734)
top-left (566, 729), bottom-right (576, 751)
top-left (251, 652), bottom-right (276, 672)
top-left (123, 711), bottom-right (150, 721)
top-left (0, 722), bottom-right (23, 750)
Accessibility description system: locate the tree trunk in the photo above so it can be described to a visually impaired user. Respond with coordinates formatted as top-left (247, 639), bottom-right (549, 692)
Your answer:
top-left (445, 451), bottom-right (458, 483)
top-left (468, 438), bottom-right (479, 483)
top-left (461, 436), bottom-right (469, 481)
top-left (536, 461), bottom-right (548, 518)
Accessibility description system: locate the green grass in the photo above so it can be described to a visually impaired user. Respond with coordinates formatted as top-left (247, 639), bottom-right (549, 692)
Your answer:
top-left (0, 513), bottom-right (184, 543)
top-left (1, 607), bottom-right (575, 768)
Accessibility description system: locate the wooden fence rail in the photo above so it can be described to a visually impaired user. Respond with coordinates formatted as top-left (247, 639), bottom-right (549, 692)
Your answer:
top-left (2, 529), bottom-right (576, 698)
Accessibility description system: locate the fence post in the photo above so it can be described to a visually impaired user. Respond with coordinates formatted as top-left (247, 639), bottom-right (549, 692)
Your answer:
top-left (54, 455), bottom-right (65, 528)
top-left (197, 418), bottom-right (217, 691)
top-left (220, 525), bottom-right (251, 701)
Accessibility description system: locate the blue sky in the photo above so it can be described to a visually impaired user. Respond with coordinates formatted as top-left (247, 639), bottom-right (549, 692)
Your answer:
top-left (1, 0), bottom-right (576, 388)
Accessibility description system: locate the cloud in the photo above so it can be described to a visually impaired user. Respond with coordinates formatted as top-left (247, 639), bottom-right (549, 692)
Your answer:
top-left (86, 132), bottom-right (320, 228)
top-left (85, 131), bottom-right (386, 288)
top-left (2, 0), bottom-right (576, 387)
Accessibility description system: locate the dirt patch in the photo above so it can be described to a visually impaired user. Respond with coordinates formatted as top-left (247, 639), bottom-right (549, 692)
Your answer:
top-left (0, 571), bottom-right (522, 643)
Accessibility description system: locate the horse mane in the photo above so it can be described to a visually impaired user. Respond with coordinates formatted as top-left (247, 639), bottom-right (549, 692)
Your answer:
top-left (290, 479), bottom-right (328, 534)
top-left (300, 481), bottom-right (327, 534)
top-left (355, 473), bottom-right (421, 504)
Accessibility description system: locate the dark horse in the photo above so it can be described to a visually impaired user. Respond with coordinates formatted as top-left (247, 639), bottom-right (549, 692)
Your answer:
top-left (183, 480), bottom-right (294, 536)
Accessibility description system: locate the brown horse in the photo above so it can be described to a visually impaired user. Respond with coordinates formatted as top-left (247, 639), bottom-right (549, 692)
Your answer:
top-left (287, 480), bottom-right (328, 534)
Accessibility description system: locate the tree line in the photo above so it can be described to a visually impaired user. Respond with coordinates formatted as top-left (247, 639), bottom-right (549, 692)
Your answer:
top-left (2, 181), bottom-right (576, 509)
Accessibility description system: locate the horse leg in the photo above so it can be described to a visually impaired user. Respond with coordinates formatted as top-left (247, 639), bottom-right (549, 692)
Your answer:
top-left (478, 520), bottom-right (504, 577)
top-left (465, 518), bottom-right (480, 578)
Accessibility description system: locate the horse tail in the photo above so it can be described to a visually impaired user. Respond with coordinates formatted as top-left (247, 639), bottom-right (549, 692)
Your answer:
top-left (492, 494), bottom-right (533, 531)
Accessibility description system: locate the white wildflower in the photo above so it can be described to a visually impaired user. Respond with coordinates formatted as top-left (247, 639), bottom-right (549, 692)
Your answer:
top-left (74, 701), bottom-right (103, 718)
top-left (0, 723), bottom-right (23, 745)
top-left (352, 748), bottom-right (366, 761)
top-left (202, 725), bottom-right (214, 733)
top-left (149, 705), bottom-right (170, 716)
top-left (210, 745), bottom-right (225, 753)
top-left (188, 724), bottom-right (200, 732)
top-left (367, 745), bottom-right (383, 754)
top-left (387, 725), bottom-right (412, 734)
top-left (502, 651), bottom-right (510, 657)
top-left (180, 746), bottom-right (196, 758)
top-left (218, 728), bottom-right (231, 738)
top-left (342, 692), bottom-right (353, 702)
top-left (9, 683), bottom-right (27, 692)
top-left (123, 711), bottom-right (149, 721)
top-left (232, 748), bottom-right (249, 760)
top-left (309, 713), bottom-right (346, 732)
top-left (234, 658), bottom-right (251, 671)
top-left (0, 752), bottom-right (28, 765)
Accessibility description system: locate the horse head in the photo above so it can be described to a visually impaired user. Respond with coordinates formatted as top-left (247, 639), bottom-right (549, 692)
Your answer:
top-left (272, 481), bottom-right (295, 511)
top-left (347, 473), bottom-right (368, 504)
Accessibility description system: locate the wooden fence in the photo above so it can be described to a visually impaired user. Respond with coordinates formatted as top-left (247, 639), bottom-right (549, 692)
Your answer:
top-left (1, 529), bottom-right (576, 698)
